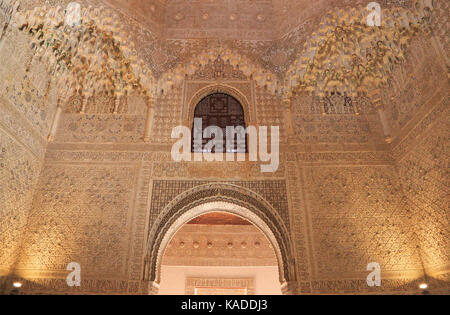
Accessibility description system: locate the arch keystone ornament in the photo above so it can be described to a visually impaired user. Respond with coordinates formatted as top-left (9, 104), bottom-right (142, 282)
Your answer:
top-left (143, 183), bottom-right (298, 294)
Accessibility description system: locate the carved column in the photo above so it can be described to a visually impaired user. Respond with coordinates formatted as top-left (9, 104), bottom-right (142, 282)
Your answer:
top-left (47, 104), bottom-right (63, 142)
top-left (369, 89), bottom-right (392, 143)
top-left (377, 106), bottom-right (392, 143)
top-left (147, 281), bottom-right (160, 295)
top-left (282, 98), bottom-right (297, 143)
top-left (143, 97), bottom-right (154, 143)
top-left (113, 96), bottom-right (121, 114)
top-left (280, 280), bottom-right (299, 295)
top-left (79, 96), bottom-right (87, 114)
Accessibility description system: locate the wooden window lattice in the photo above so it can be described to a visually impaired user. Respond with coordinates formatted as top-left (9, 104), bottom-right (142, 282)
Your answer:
top-left (192, 93), bottom-right (247, 153)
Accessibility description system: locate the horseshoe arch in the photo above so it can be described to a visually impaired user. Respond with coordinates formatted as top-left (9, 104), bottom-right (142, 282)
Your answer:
top-left (143, 183), bottom-right (298, 295)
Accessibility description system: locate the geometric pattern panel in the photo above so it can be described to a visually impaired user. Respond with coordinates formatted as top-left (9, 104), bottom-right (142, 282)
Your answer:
top-left (397, 117), bottom-right (449, 270)
top-left (151, 86), bottom-right (183, 144)
top-left (382, 36), bottom-right (447, 139)
top-left (0, 130), bottom-right (42, 271)
top-left (16, 162), bottom-right (139, 279)
top-left (55, 114), bottom-right (146, 143)
top-left (255, 86), bottom-right (284, 141)
top-left (150, 180), bottom-right (290, 229)
top-left (292, 94), bottom-right (380, 144)
top-left (303, 165), bottom-right (422, 277)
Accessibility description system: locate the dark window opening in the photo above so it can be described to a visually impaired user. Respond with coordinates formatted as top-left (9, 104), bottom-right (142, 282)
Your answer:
top-left (191, 93), bottom-right (247, 153)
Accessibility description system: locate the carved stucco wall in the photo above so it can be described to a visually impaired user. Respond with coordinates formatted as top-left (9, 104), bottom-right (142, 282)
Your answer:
top-left (291, 94), bottom-right (385, 149)
top-left (382, 36), bottom-right (448, 143)
top-left (0, 1), bottom-right (448, 294)
top-left (387, 34), bottom-right (449, 288)
top-left (301, 164), bottom-right (421, 293)
top-left (11, 149), bottom-right (449, 294)
top-left (8, 151), bottom-right (293, 294)
top-left (152, 86), bottom-right (183, 143)
top-left (55, 113), bottom-right (147, 143)
top-left (10, 151), bottom-right (151, 294)
top-left (1, 65), bottom-right (448, 295)
top-left (17, 163), bottom-right (139, 276)
top-left (3, 64), bottom-right (449, 294)
top-left (0, 27), bottom-right (58, 275)
top-left (395, 94), bottom-right (449, 281)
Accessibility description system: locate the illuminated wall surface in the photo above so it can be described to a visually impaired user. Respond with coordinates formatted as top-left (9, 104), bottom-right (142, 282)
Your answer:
top-left (0, 0), bottom-right (448, 294)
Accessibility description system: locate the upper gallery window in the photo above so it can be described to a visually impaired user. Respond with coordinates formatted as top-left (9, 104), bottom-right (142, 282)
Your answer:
top-left (192, 93), bottom-right (247, 153)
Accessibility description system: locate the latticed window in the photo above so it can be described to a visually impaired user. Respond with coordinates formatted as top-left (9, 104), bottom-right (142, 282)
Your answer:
top-left (192, 93), bottom-right (247, 153)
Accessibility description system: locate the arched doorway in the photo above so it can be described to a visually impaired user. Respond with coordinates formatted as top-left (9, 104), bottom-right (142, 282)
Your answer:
top-left (158, 211), bottom-right (281, 295)
top-left (143, 183), bottom-right (298, 295)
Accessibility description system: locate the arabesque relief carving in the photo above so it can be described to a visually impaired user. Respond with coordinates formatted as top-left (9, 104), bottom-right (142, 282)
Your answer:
top-left (0, 0), bottom-right (448, 296)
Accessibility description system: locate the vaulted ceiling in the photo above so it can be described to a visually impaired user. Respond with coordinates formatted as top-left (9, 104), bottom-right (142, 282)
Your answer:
top-left (103, 0), bottom-right (370, 40)
top-left (11, 0), bottom-right (445, 109)
top-left (98, 0), bottom-right (428, 81)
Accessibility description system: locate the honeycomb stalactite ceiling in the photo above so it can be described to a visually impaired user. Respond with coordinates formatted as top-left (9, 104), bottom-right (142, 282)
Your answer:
top-left (4, 0), bottom-right (440, 101)
top-left (283, 1), bottom-right (436, 98)
top-left (9, 2), bottom-right (156, 105)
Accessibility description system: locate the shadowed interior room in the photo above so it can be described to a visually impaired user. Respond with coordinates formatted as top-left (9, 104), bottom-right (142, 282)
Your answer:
top-left (0, 0), bottom-right (448, 295)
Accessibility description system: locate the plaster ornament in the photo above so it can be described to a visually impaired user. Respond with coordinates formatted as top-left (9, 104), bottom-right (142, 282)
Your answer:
top-left (15, 3), bottom-right (156, 105)
top-left (283, 1), bottom-right (435, 101)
